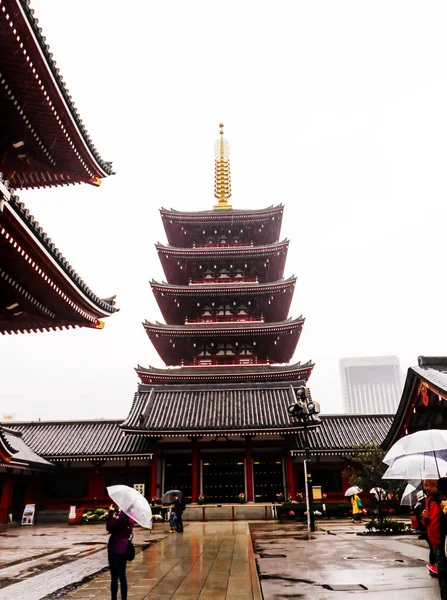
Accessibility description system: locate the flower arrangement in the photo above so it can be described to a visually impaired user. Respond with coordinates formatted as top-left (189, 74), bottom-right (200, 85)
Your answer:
top-left (322, 493), bottom-right (327, 500)
top-left (238, 492), bottom-right (246, 504)
top-left (198, 493), bottom-right (205, 505)
top-left (295, 492), bottom-right (304, 501)
top-left (151, 496), bottom-right (161, 505)
top-left (82, 508), bottom-right (108, 523)
top-left (276, 493), bottom-right (284, 502)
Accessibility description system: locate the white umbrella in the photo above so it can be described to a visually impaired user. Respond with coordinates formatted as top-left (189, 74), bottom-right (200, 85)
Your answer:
top-left (344, 486), bottom-right (362, 497)
top-left (369, 487), bottom-right (386, 500)
top-left (382, 453), bottom-right (447, 480)
top-left (384, 430), bottom-right (447, 465)
top-left (107, 485), bottom-right (152, 529)
top-left (400, 483), bottom-right (418, 506)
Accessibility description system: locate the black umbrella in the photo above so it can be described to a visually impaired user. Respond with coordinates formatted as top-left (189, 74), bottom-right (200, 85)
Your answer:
top-left (161, 489), bottom-right (183, 504)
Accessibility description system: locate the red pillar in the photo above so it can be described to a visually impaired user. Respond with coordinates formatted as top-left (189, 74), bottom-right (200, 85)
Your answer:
top-left (245, 441), bottom-right (254, 503)
top-left (0, 475), bottom-right (13, 524)
top-left (286, 454), bottom-right (296, 500)
top-left (192, 441), bottom-right (199, 504)
top-left (150, 454), bottom-right (158, 500)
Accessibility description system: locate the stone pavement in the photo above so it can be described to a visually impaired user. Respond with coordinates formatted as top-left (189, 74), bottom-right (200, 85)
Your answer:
top-left (0, 522), bottom-right (164, 600)
top-left (252, 519), bottom-right (440, 599)
top-left (62, 522), bottom-right (261, 600)
top-left (0, 519), bottom-right (443, 599)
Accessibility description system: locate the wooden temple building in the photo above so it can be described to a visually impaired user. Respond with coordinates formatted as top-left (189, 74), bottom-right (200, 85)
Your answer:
top-left (2, 2), bottom-right (443, 524)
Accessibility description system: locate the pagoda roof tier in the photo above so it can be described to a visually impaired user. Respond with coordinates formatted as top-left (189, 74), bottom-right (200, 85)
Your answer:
top-left (161, 205), bottom-right (284, 247)
top-left (157, 240), bottom-right (288, 285)
top-left (0, 0), bottom-right (113, 189)
top-left (121, 382), bottom-right (320, 437)
top-left (136, 360), bottom-right (314, 385)
top-left (143, 318), bottom-right (304, 366)
top-left (0, 191), bottom-right (118, 334)
top-left (150, 277), bottom-right (296, 324)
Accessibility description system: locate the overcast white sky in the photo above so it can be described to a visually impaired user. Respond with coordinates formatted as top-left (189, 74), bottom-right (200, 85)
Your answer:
top-left (2, 0), bottom-right (447, 421)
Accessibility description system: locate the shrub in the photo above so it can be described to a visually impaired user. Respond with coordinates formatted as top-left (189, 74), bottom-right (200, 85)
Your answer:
top-left (82, 508), bottom-right (108, 523)
top-left (365, 519), bottom-right (409, 534)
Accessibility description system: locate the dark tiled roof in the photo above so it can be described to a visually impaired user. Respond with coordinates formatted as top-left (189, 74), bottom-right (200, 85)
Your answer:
top-left (3, 420), bottom-right (153, 461)
top-left (12, 0), bottom-right (113, 177)
top-left (8, 196), bottom-right (118, 315)
top-left (413, 356), bottom-right (447, 393)
top-left (150, 276), bottom-right (296, 295)
top-left (0, 426), bottom-right (52, 468)
top-left (156, 240), bottom-right (288, 257)
top-left (382, 357), bottom-right (447, 450)
top-left (160, 205), bottom-right (283, 217)
top-left (291, 414), bottom-right (393, 455)
top-left (143, 317), bottom-right (304, 336)
top-left (121, 384), bottom-right (320, 436)
top-left (136, 361), bottom-right (314, 377)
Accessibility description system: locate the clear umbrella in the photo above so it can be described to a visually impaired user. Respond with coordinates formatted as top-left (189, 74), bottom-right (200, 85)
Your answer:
top-left (384, 430), bottom-right (447, 465)
top-left (344, 486), bottom-right (362, 497)
top-left (382, 453), bottom-right (447, 480)
top-left (107, 485), bottom-right (152, 529)
top-left (162, 489), bottom-right (183, 504)
top-left (400, 483), bottom-right (419, 506)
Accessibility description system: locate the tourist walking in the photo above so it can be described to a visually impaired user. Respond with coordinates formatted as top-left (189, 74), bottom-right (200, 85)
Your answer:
top-left (350, 493), bottom-right (363, 523)
top-left (422, 479), bottom-right (447, 599)
top-left (106, 504), bottom-right (134, 600)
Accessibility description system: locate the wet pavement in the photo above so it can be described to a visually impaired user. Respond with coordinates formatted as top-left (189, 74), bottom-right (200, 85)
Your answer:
top-left (0, 519), bottom-right (441, 599)
top-left (251, 519), bottom-right (440, 598)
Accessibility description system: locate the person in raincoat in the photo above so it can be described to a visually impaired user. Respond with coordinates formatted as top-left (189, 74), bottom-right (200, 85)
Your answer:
top-left (106, 504), bottom-right (134, 600)
top-left (351, 493), bottom-right (363, 523)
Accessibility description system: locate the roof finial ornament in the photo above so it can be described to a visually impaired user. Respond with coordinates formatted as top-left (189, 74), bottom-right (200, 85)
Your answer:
top-left (213, 122), bottom-right (232, 210)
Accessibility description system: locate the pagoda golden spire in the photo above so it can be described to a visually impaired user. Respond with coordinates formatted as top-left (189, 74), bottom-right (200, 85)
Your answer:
top-left (213, 123), bottom-right (232, 210)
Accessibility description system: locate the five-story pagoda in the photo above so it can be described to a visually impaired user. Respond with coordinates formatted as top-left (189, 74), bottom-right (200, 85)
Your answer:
top-left (122, 125), bottom-right (315, 504)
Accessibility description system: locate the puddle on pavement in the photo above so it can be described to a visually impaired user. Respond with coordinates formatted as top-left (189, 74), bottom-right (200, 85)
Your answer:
top-left (259, 553), bottom-right (287, 558)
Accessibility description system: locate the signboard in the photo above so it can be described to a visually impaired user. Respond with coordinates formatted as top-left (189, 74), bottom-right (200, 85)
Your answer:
top-left (312, 486), bottom-right (323, 501)
top-left (21, 504), bottom-right (36, 525)
top-left (134, 483), bottom-right (145, 496)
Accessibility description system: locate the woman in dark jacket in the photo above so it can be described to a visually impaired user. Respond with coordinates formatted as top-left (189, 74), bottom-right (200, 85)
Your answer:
top-left (106, 504), bottom-right (134, 600)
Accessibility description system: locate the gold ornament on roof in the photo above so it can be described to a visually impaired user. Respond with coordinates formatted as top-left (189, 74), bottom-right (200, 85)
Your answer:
top-left (213, 123), bottom-right (232, 210)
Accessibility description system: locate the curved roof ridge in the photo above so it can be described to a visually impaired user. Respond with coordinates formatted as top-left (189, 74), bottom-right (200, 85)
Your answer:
top-left (143, 316), bottom-right (304, 331)
top-left (150, 275), bottom-right (296, 290)
top-left (17, 0), bottom-right (113, 176)
top-left (160, 204), bottom-right (283, 216)
top-left (9, 195), bottom-right (118, 314)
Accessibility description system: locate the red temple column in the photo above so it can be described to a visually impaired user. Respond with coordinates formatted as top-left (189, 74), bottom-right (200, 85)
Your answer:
top-left (191, 441), bottom-right (200, 503)
top-left (150, 454), bottom-right (158, 500)
top-left (245, 439), bottom-right (254, 503)
top-left (286, 454), bottom-right (296, 500)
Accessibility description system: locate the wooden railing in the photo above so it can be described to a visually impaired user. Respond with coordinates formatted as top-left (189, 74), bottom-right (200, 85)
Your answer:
top-left (192, 241), bottom-right (254, 248)
top-left (185, 316), bottom-right (264, 324)
top-left (189, 276), bottom-right (258, 285)
top-left (181, 357), bottom-right (272, 367)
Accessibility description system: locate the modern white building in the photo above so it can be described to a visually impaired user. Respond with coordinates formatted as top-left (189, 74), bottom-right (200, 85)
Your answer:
top-left (340, 356), bottom-right (403, 414)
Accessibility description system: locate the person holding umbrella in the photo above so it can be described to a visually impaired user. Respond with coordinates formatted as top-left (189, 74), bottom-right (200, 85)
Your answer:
top-left (106, 504), bottom-right (134, 600)
top-left (106, 485), bottom-right (153, 600)
top-left (345, 486), bottom-right (363, 523)
top-left (162, 489), bottom-right (185, 534)
top-left (173, 493), bottom-right (184, 533)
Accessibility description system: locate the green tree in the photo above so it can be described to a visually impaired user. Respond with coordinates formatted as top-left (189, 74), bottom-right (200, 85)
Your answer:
top-left (343, 440), bottom-right (405, 523)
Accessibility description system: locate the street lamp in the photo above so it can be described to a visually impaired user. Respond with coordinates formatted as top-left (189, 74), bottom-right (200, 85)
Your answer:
top-left (288, 385), bottom-right (321, 532)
